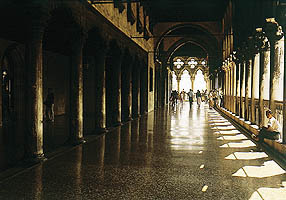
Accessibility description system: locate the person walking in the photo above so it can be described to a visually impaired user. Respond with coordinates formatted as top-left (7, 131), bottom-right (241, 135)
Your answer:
top-left (196, 90), bottom-right (202, 108)
top-left (187, 89), bottom-right (194, 109)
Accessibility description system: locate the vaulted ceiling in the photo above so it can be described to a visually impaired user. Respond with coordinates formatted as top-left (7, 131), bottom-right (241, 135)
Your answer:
top-left (144, 0), bottom-right (229, 23)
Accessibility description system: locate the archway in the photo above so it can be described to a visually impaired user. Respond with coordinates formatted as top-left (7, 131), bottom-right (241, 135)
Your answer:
top-left (179, 70), bottom-right (191, 93)
top-left (194, 69), bottom-right (206, 92)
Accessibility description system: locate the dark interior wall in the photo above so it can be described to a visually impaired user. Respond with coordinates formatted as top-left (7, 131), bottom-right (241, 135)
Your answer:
top-left (0, 38), bottom-right (16, 127)
top-left (43, 51), bottom-right (70, 116)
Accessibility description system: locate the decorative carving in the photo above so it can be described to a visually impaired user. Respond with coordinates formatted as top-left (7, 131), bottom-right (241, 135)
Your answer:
top-left (264, 18), bottom-right (284, 43)
top-left (254, 28), bottom-right (270, 52)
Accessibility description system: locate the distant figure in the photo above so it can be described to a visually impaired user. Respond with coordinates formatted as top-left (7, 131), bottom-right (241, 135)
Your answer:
top-left (208, 90), bottom-right (214, 109)
top-left (181, 89), bottom-right (186, 101)
top-left (196, 90), bottom-right (202, 108)
top-left (187, 89), bottom-right (194, 108)
top-left (252, 110), bottom-right (282, 142)
top-left (170, 90), bottom-right (178, 107)
top-left (44, 88), bottom-right (55, 122)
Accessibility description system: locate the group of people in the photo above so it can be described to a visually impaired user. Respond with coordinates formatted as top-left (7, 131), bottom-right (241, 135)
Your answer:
top-left (170, 88), bottom-right (224, 109)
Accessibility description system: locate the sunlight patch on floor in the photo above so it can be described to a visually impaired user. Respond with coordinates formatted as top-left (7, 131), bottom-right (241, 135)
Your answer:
top-left (221, 134), bottom-right (248, 140)
top-left (225, 152), bottom-right (268, 160)
top-left (232, 160), bottom-right (286, 178)
top-left (249, 187), bottom-right (286, 200)
top-left (220, 140), bottom-right (256, 148)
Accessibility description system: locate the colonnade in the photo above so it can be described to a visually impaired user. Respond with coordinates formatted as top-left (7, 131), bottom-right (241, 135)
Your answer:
top-left (24, 16), bottom-right (149, 162)
top-left (222, 18), bottom-right (285, 143)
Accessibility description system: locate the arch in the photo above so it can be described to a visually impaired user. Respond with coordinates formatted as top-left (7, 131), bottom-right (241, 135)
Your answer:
top-left (155, 23), bottom-right (219, 58)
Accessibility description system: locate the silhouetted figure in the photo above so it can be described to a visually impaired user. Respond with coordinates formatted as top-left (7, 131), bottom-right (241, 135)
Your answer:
top-left (187, 89), bottom-right (193, 108)
top-left (196, 90), bottom-right (202, 108)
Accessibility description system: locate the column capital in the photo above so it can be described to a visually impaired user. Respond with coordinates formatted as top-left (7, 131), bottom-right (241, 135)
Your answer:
top-left (264, 18), bottom-right (284, 43)
top-left (254, 28), bottom-right (270, 52)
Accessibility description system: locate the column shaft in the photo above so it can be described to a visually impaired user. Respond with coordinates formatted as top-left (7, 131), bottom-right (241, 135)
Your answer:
top-left (269, 37), bottom-right (284, 113)
top-left (245, 59), bottom-right (252, 121)
top-left (251, 53), bottom-right (260, 124)
top-left (236, 62), bottom-right (241, 116)
top-left (70, 30), bottom-right (85, 144)
top-left (94, 44), bottom-right (107, 132)
top-left (259, 48), bottom-right (270, 127)
top-left (240, 61), bottom-right (246, 118)
top-left (25, 23), bottom-right (45, 160)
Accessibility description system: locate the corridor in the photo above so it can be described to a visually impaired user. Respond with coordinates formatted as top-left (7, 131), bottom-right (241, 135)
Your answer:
top-left (0, 103), bottom-right (285, 200)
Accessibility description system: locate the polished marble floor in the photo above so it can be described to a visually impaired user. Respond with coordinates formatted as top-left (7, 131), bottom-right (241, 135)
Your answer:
top-left (0, 102), bottom-right (286, 200)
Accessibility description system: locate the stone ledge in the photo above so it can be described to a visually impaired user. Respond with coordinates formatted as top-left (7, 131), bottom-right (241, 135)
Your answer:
top-left (217, 107), bottom-right (285, 156)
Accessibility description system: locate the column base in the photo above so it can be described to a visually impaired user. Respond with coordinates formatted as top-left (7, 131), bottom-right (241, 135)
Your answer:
top-left (122, 116), bottom-right (132, 123)
top-left (113, 121), bottom-right (123, 127)
top-left (24, 153), bottom-right (47, 165)
top-left (70, 138), bottom-right (86, 146)
top-left (94, 127), bottom-right (107, 134)
top-left (132, 113), bottom-right (141, 119)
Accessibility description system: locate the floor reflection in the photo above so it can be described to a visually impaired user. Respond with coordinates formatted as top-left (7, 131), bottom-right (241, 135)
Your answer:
top-left (0, 104), bottom-right (286, 199)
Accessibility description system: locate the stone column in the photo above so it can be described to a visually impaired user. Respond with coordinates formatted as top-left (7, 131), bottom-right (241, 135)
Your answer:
top-left (132, 60), bottom-right (140, 118)
top-left (105, 41), bottom-right (123, 127)
top-left (226, 67), bottom-right (230, 110)
top-left (25, 20), bottom-right (46, 161)
top-left (248, 36), bottom-right (259, 124)
top-left (264, 18), bottom-right (284, 113)
top-left (240, 60), bottom-right (246, 118)
top-left (245, 58), bottom-right (252, 121)
top-left (140, 62), bottom-right (148, 115)
top-left (177, 78), bottom-right (181, 92)
top-left (94, 40), bottom-right (107, 133)
top-left (70, 29), bottom-right (86, 144)
top-left (121, 53), bottom-right (133, 122)
top-left (191, 77), bottom-right (195, 90)
top-left (257, 31), bottom-right (270, 127)
top-left (232, 61), bottom-right (237, 114)
top-left (235, 61), bottom-right (241, 116)
top-left (251, 52), bottom-right (260, 124)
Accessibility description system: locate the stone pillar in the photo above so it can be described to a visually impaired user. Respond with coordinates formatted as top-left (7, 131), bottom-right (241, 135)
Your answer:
top-left (235, 62), bottom-right (241, 116)
top-left (140, 62), bottom-right (148, 115)
top-left (251, 52), bottom-right (260, 124)
top-left (94, 40), bottom-right (107, 133)
top-left (69, 29), bottom-right (86, 144)
top-left (105, 41), bottom-right (122, 127)
top-left (25, 20), bottom-right (46, 161)
top-left (258, 32), bottom-right (270, 127)
top-left (132, 60), bottom-right (140, 118)
top-left (177, 78), bottom-right (181, 92)
top-left (121, 53), bottom-right (133, 122)
top-left (191, 77), bottom-right (195, 91)
top-left (245, 58), bottom-right (252, 121)
top-left (264, 18), bottom-right (284, 113)
top-left (232, 61), bottom-right (237, 114)
top-left (240, 61), bottom-right (246, 118)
